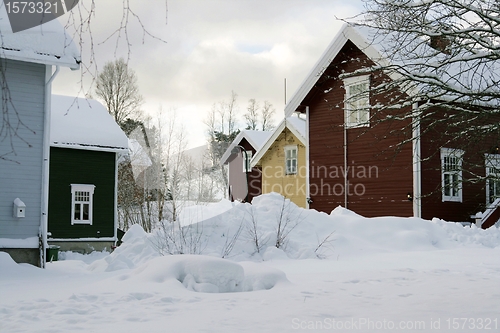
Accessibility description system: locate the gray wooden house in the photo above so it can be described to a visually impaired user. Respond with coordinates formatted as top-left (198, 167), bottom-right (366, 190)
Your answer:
top-left (48, 95), bottom-right (128, 253)
top-left (0, 15), bottom-right (80, 267)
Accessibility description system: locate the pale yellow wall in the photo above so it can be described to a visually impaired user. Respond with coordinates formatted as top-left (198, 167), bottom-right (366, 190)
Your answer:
top-left (257, 128), bottom-right (307, 208)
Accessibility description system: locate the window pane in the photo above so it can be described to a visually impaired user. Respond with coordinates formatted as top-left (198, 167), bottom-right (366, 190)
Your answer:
top-left (444, 174), bottom-right (451, 196)
top-left (83, 204), bottom-right (89, 220)
top-left (359, 109), bottom-right (369, 123)
top-left (74, 203), bottom-right (81, 220)
top-left (452, 174), bottom-right (459, 196)
top-left (348, 110), bottom-right (357, 124)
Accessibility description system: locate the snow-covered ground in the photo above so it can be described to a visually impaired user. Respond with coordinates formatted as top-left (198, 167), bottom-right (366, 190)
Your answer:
top-left (1, 193), bottom-right (500, 333)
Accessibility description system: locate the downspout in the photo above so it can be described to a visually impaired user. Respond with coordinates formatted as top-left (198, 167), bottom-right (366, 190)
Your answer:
top-left (344, 122), bottom-right (348, 209)
top-left (113, 153), bottom-right (119, 247)
top-left (305, 106), bottom-right (310, 209)
top-left (41, 65), bottom-right (59, 268)
top-left (412, 102), bottom-right (422, 218)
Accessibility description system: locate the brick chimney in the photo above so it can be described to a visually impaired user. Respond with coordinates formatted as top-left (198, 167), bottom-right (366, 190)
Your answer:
top-left (430, 35), bottom-right (452, 55)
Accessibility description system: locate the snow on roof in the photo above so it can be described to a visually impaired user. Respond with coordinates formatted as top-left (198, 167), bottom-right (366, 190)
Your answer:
top-left (244, 131), bottom-right (272, 150)
top-left (251, 115), bottom-right (306, 167)
top-left (220, 130), bottom-right (273, 165)
top-left (285, 115), bottom-right (306, 139)
top-left (0, 5), bottom-right (80, 68)
top-left (50, 95), bottom-right (129, 152)
top-left (285, 23), bottom-right (500, 116)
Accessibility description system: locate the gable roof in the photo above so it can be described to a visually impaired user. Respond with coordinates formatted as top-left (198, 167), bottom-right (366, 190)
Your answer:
top-left (50, 95), bottom-right (129, 152)
top-left (286, 23), bottom-right (500, 117)
top-left (0, 6), bottom-right (80, 68)
top-left (220, 130), bottom-right (272, 165)
top-left (251, 115), bottom-right (306, 167)
top-left (285, 23), bottom-right (394, 117)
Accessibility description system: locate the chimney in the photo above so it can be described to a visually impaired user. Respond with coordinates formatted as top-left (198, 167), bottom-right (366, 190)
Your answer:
top-left (430, 35), bottom-right (452, 55)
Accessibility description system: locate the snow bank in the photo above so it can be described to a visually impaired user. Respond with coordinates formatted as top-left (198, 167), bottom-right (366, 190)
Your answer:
top-left (86, 221), bottom-right (288, 293)
top-left (0, 252), bottom-right (43, 279)
top-left (179, 199), bottom-right (235, 226)
top-left (431, 218), bottom-right (500, 248)
top-left (59, 249), bottom-right (110, 264)
top-left (123, 255), bottom-right (288, 293)
top-left (90, 193), bottom-right (500, 275)
top-left (88, 224), bottom-right (160, 272)
top-left (154, 193), bottom-right (500, 260)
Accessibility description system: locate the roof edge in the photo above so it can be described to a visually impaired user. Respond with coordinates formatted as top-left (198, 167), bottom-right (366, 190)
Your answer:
top-left (251, 117), bottom-right (306, 167)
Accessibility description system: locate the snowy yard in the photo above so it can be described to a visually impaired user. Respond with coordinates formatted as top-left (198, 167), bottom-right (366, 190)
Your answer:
top-left (1, 194), bottom-right (500, 333)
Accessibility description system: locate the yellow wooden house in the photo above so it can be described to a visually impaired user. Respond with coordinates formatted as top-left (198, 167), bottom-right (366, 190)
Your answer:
top-left (251, 116), bottom-right (307, 208)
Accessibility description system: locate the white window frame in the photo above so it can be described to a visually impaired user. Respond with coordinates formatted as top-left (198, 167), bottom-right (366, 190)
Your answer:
top-left (285, 145), bottom-right (298, 175)
top-left (441, 148), bottom-right (463, 202)
top-left (485, 154), bottom-right (500, 204)
top-left (70, 184), bottom-right (95, 225)
top-left (344, 75), bottom-right (370, 128)
top-left (243, 150), bottom-right (252, 172)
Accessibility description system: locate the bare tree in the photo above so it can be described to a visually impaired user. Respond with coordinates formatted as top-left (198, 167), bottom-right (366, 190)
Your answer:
top-left (260, 100), bottom-right (276, 131)
top-left (244, 98), bottom-right (259, 130)
top-left (244, 99), bottom-right (275, 131)
top-left (95, 58), bottom-right (144, 126)
top-left (351, 0), bottom-right (500, 140)
top-left (204, 91), bottom-right (242, 197)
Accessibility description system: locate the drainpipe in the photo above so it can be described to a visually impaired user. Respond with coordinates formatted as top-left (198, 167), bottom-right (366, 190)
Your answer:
top-left (113, 153), bottom-right (120, 248)
top-left (412, 102), bottom-right (422, 218)
top-left (305, 106), bottom-right (310, 209)
top-left (344, 122), bottom-right (348, 209)
top-left (41, 65), bottom-right (59, 268)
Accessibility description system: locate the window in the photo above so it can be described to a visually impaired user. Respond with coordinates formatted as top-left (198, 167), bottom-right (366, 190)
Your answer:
top-left (285, 146), bottom-right (298, 175)
top-left (71, 184), bottom-right (95, 225)
top-left (344, 75), bottom-right (370, 128)
top-left (485, 154), bottom-right (500, 204)
top-left (243, 150), bottom-right (252, 172)
top-left (441, 148), bottom-right (463, 202)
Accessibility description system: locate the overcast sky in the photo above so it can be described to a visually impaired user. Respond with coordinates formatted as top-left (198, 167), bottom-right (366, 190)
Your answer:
top-left (53, 0), bottom-right (363, 148)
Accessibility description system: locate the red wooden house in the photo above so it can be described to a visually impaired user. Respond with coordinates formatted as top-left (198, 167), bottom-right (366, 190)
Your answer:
top-left (285, 24), bottom-right (499, 226)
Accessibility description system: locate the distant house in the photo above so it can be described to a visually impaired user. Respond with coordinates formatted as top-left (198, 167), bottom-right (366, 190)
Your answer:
top-left (251, 116), bottom-right (307, 208)
top-left (220, 131), bottom-right (272, 202)
top-left (48, 95), bottom-right (128, 253)
top-left (0, 15), bottom-right (80, 266)
top-left (285, 23), bottom-right (499, 225)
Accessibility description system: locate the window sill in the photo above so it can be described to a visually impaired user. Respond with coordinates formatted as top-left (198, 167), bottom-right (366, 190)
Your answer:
top-left (442, 197), bottom-right (462, 203)
top-left (71, 220), bottom-right (92, 225)
top-left (345, 122), bottom-right (370, 129)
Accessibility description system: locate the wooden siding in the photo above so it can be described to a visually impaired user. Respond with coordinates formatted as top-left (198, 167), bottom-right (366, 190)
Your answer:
top-left (0, 59), bottom-right (46, 240)
top-left (48, 147), bottom-right (116, 239)
top-left (258, 129), bottom-right (307, 208)
top-left (419, 109), bottom-right (497, 222)
top-left (302, 41), bottom-right (414, 217)
top-left (228, 138), bottom-right (262, 202)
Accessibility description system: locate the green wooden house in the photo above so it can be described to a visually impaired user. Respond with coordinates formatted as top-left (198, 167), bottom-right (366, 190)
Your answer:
top-left (48, 95), bottom-right (128, 253)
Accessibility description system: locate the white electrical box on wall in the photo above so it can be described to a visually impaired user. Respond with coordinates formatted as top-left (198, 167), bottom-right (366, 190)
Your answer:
top-left (13, 198), bottom-right (26, 218)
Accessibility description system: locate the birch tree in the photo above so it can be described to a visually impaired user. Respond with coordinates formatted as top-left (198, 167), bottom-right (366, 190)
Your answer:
top-left (244, 99), bottom-right (276, 131)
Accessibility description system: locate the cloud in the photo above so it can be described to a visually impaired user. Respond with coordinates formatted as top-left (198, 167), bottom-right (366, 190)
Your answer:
top-left (53, 0), bottom-right (363, 147)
